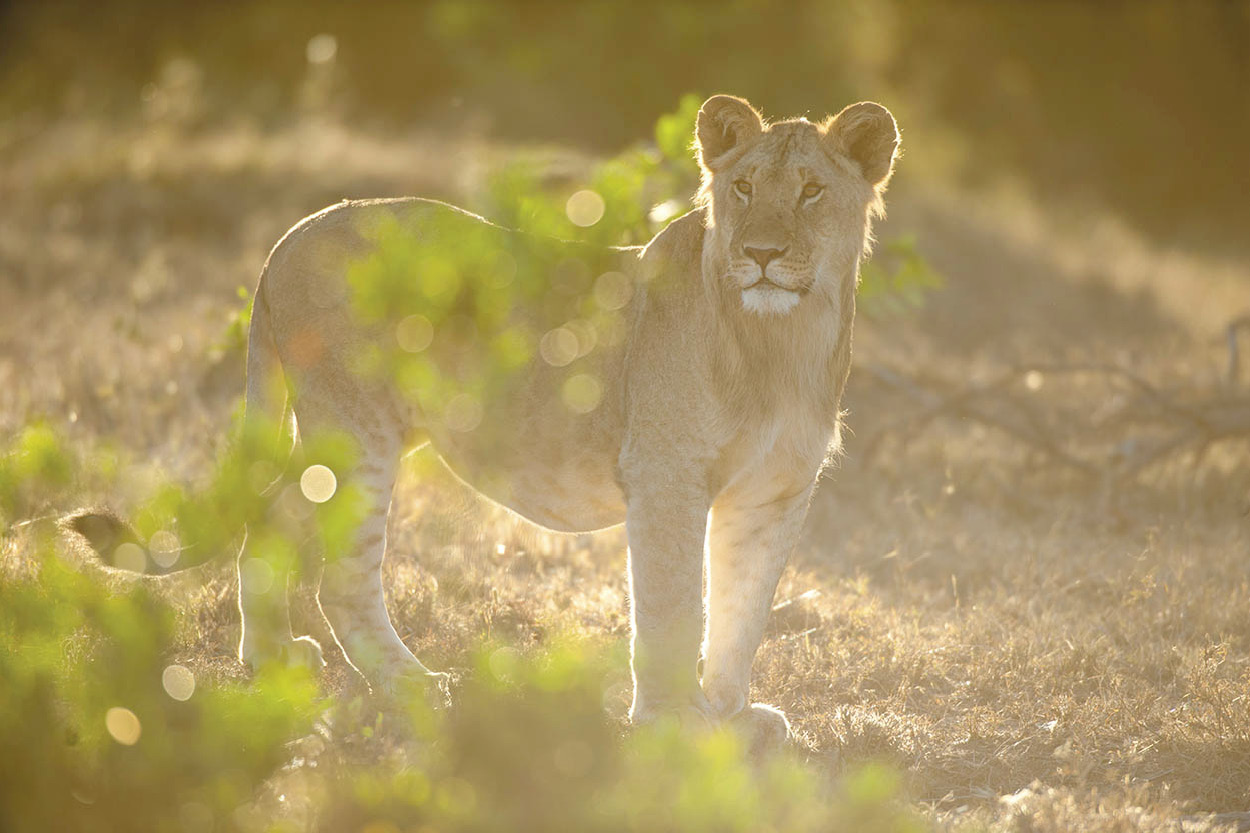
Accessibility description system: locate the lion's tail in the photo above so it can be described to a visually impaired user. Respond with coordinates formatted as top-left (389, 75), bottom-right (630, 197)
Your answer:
top-left (68, 272), bottom-right (294, 575)
top-left (63, 509), bottom-right (184, 575)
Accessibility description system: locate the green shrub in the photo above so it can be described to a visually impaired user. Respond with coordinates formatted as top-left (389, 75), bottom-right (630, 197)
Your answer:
top-left (0, 541), bottom-right (318, 833)
top-left (859, 234), bottom-right (944, 318)
top-left (0, 419), bottom-right (920, 831)
top-left (1, 421), bottom-right (86, 527)
top-left (313, 641), bottom-right (923, 833)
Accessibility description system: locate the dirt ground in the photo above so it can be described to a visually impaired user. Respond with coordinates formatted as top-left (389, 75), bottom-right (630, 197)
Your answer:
top-left (3, 114), bottom-right (1249, 830)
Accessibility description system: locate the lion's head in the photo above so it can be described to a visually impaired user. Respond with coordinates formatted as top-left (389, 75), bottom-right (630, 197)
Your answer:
top-left (695, 95), bottom-right (899, 317)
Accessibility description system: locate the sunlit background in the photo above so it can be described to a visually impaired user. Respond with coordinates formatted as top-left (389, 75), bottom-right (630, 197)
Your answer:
top-left (5, 1), bottom-right (1248, 247)
top-left (3, 2), bottom-right (1250, 832)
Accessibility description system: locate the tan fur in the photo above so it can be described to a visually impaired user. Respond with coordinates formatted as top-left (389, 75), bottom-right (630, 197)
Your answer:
top-left (80, 96), bottom-right (900, 739)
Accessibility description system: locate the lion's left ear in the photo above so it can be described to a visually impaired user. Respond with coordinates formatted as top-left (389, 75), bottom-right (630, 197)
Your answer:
top-left (825, 102), bottom-right (899, 187)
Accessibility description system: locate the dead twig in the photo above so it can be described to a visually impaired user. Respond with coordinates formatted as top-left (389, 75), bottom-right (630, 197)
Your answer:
top-left (1227, 314), bottom-right (1250, 387)
top-left (855, 335), bottom-right (1250, 484)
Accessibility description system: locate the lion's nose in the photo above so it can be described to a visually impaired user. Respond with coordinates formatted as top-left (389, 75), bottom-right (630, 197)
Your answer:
top-left (744, 246), bottom-right (787, 270)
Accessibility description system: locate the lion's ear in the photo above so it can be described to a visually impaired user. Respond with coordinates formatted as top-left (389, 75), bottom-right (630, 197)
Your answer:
top-left (825, 102), bottom-right (899, 187)
top-left (696, 95), bottom-right (764, 171)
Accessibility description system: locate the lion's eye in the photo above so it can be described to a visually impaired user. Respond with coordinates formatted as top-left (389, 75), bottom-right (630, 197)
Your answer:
top-left (734, 180), bottom-right (753, 198)
top-left (801, 183), bottom-right (824, 201)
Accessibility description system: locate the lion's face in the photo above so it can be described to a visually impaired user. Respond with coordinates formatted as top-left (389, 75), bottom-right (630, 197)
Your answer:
top-left (695, 96), bottom-right (899, 317)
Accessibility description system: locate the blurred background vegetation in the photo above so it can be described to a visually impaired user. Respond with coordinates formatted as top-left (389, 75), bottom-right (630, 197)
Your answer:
top-left (3, 0), bottom-right (1247, 252)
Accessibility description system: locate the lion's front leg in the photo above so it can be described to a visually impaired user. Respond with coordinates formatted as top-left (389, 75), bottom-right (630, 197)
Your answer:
top-left (624, 478), bottom-right (714, 726)
top-left (701, 482), bottom-right (814, 743)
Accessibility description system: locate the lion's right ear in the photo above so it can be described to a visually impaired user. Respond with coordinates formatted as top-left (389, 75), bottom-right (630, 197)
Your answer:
top-left (696, 95), bottom-right (764, 172)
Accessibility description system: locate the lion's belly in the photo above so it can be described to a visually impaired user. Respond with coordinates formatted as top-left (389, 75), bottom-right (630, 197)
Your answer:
top-left (438, 450), bottom-right (626, 533)
top-left (501, 465), bottom-right (627, 533)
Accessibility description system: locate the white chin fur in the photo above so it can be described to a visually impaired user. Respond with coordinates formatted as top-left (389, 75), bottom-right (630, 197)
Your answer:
top-left (741, 286), bottom-right (800, 316)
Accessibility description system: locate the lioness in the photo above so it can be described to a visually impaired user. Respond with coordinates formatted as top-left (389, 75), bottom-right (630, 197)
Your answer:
top-left (71, 95), bottom-right (898, 740)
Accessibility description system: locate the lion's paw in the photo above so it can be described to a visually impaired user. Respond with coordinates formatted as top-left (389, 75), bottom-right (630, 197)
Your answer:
top-left (284, 636), bottom-right (327, 671)
top-left (727, 702), bottom-right (791, 757)
top-left (240, 633), bottom-right (326, 673)
top-left (631, 699), bottom-right (716, 735)
top-left (379, 665), bottom-right (453, 709)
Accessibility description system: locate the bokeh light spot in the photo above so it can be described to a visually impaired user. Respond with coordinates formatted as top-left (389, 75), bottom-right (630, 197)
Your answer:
top-left (306, 34), bottom-right (338, 65)
top-left (162, 664), bottom-right (196, 701)
top-left (565, 319), bottom-right (597, 357)
top-left (300, 464), bottom-right (337, 503)
top-left (562, 373), bottom-right (603, 414)
top-left (593, 271), bottom-right (633, 311)
top-left (489, 646), bottom-right (520, 682)
top-left (597, 312), bottom-right (627, 348)
top-left (149, 530), bottom-right (180, 569)
top-left (396, 314), bottom-right (434, 353)
top-left (105, 707), bottom-right (141, 745)
top-left (540, 327), bottom-right (579, 367)
top-left (445, 393), bottom-right (484, 432)
top-left (565, 190), bottom-right (605, 227)
top-left (113, 542), bottom-right (147, 573)
top-left (1025, 370), bottom-right (1045, 391)
top-left (240, 558), bottom-right (275, 596)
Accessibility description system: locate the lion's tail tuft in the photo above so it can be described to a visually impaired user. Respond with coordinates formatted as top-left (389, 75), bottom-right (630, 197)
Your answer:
top-left (64, 510), bottom-right (194, 575)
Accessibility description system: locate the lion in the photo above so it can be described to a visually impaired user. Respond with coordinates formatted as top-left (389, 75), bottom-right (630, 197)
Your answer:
top-left (69, 95), bottom-right (899, 743)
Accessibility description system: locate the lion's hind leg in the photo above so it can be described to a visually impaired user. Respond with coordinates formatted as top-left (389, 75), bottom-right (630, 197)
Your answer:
top-left (237, 529), bottom-right (326, 673)
top-left (295, 395), bottom-right (445, 697)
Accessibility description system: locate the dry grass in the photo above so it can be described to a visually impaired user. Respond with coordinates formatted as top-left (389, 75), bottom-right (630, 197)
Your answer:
top-left (3, 112), bottom-right (1249, 830)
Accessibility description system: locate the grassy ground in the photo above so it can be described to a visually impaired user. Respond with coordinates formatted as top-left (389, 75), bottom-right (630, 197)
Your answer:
top-left (3, 112), bottom-right (1249, 830)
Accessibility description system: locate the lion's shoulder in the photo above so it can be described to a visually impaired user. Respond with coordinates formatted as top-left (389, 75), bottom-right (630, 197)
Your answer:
top-left (637, 208), bottom-right (706, 291)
